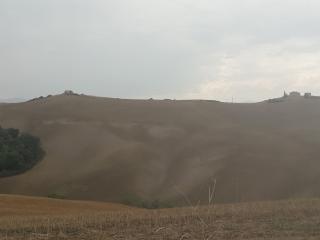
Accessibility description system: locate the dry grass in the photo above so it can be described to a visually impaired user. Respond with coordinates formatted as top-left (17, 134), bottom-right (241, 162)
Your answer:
top-left (1, 197), bottom-right (320, 239)
top-left (0, 194), bottom-right (131, 217)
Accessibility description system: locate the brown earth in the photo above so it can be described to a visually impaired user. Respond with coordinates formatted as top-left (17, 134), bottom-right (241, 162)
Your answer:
top-left (0, 94), bottom-right (320, 204)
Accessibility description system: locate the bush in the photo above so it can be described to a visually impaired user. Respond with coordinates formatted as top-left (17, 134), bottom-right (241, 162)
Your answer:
top-left (122, 195), bottom-right (174, 209)
top-left (0, 126), bottom-right (45, 177)
top-left (47, 192), bottom-right (66, 199)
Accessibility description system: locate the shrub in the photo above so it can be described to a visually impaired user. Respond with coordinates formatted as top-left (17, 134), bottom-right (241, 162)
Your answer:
top-left (47, 193), bottom-right (67, 199)
top-left (0, 126), bottom-right (45, 177)
top-left (122, 195), bottom-right (174, 209)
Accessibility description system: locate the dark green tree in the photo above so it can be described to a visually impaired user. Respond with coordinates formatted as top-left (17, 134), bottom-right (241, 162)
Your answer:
top-left (0, 126), bottom-right (44, 177)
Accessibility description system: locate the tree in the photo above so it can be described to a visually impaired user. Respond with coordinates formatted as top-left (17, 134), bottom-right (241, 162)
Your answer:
top-left (0, 126), bottom-right (44, 177)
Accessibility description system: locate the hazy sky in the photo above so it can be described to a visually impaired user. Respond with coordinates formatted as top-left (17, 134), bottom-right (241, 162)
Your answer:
top-left (1, 0), bottom-right (320, 102)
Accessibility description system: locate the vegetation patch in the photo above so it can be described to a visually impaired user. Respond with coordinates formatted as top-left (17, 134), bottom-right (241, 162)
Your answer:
top-left (0, 126), bottom-right (45, 177)
top-left (47, 192), bottom-right (67, 199)
top-left (122, 195), bottom-right (174, 209)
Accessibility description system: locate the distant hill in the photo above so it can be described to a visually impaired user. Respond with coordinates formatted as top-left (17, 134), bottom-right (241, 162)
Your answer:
top-left (1, 93), bottom-right (320, 205)
top-left (0, 98), bottom-right (26, 103)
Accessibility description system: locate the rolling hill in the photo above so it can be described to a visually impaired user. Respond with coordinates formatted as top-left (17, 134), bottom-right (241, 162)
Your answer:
top-left (0, 93), bottom-right (320, 205)
top-left (0, 194), bottom-right (131, 217)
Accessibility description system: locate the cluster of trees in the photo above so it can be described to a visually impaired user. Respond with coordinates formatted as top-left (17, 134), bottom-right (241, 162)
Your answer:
top-left (0, 127), bottom-right (44, 177)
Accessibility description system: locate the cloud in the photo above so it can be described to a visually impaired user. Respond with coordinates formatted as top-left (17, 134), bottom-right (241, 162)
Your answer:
top-left (185, 38), bottom-right (320, 101)
top-left (0, 0), bottom-right (320, 101)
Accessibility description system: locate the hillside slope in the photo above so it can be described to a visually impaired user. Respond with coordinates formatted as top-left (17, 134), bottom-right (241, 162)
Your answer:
top-left (0, 94), bottom-right (320, 204)
top-left (0, 194), bottom-right (131, 217)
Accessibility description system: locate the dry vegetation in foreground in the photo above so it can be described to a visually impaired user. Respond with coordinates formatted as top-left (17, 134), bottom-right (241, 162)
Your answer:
top-left (1, 198), bottom-right (320, 240)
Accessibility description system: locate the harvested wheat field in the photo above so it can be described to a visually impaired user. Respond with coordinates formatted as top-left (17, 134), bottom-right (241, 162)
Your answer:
top-left (1, 195), bottom-right (320, 239)
top-left (0, 194), bottom-right (131, 217)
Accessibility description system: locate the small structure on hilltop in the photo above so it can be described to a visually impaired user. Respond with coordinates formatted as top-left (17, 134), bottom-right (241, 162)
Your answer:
top-left (304, 92), bottom-right (312, 98)
top-left (289, 91), bottom-right (301, 97)
top-left (268, 91), bottom-right (317, 103)
top-left (64, 90), bottom-right (75, 95)
top-left (63, 90), bottom-right (80, 96)
top-left (283, 91), bottom-right (313, 99)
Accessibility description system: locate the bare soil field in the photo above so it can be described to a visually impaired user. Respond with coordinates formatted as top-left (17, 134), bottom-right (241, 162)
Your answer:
top-left (1, 94), bottom-right (320, 204)
top-left (1, 195), bottom-right (320, 240)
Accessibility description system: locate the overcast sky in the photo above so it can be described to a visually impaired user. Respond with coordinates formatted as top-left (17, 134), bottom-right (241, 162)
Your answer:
top-left (1, 0), bottom-right (320, 102)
